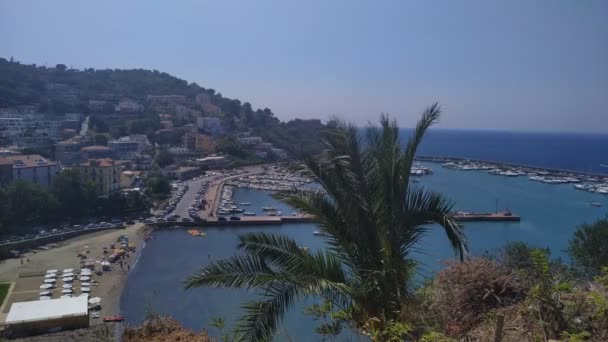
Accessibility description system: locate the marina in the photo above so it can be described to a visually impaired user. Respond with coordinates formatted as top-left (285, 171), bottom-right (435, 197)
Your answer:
top-left (420, 157), bottom-right (608, 194)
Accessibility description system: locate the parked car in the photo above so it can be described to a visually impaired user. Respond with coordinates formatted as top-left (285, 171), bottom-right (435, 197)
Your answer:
top-left (218, 217), bottom-right (227, 222)
top-left (229, 216), bottom-right (241, 221)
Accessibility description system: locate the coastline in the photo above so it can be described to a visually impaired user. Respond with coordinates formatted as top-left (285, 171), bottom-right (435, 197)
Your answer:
top-left (416, 155), bottom-right (608, 177)
top-left (0, 223), bottom-right (148, 340)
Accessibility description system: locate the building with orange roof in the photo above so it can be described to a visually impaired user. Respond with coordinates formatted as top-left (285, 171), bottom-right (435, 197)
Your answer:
top-left (77, 158), bottom-right (122, 196)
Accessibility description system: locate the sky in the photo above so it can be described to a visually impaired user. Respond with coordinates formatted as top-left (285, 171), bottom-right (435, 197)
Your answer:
top-left (1, 0), bottom-right (607, 132)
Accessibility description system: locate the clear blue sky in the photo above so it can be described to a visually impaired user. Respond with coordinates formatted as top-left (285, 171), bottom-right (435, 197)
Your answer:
top-left (1, 0), bottom-right (607, 132)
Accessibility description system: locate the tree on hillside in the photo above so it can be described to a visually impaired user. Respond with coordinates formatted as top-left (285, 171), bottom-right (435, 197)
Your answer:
top-left (568, 218), bottom-right (608, 273)
top-left (3, 180), bottom-right (60, 230)
top-left (155, 149), bottom-right (174, 168)
top-left (185, 103), bottom-right (468, 341)
top-left (94, 134), bottom-right (108, 146)
top-left (51, 170), bottom-right (98, 218)
top-left (55, 64), bottom-right (67, 71)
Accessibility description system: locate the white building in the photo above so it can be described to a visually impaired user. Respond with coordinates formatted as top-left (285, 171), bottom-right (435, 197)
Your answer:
top-left (5, 295), bottom-right (89, 337)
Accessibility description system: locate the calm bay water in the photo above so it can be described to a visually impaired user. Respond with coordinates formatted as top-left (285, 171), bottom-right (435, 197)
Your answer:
top-left (121, 163), bottom-right (607, 339)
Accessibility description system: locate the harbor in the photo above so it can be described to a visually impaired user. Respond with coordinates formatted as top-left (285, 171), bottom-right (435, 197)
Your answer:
top-left (416, 156), bottom-right (608, 195)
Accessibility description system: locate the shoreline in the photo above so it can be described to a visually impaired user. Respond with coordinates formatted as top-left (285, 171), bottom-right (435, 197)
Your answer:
top-left (0, 223), bottom-right (148, 341)
top-left (416, 155), bottom-right (608, 177)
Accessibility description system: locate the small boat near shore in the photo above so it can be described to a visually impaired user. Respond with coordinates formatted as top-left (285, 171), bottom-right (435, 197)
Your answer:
top-left (590, 202), bottom-right (602, 207)
top-left (103, 315), bottom-right (124, 322)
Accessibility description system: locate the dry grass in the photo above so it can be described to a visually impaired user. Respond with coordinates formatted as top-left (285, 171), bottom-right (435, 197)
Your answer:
top-left (122, 315), bottom-right (212, 342)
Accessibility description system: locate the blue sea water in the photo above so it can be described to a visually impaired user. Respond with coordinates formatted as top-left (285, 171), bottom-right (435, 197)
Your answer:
top-left (405, 129), bottom-right (608, 174)
top-left (121, 130), bottom-right (608, 339)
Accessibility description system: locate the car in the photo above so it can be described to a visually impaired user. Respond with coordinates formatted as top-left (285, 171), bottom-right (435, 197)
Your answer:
top-left (166, 217), bottom-right (178, 222)
top-left (126, 220), bottom-right (135, 225)
top-left (144, 219), bottom-right (154, 224)
top-left (51, 229), bottom-right (60, 234)
top-left (218, 217), bottom-right (227, 222)
top-left (181, 217), bottom-right (192, 222)
top-left (155, 218), bottom-right (165, 223)
top-left (229, 216), bottom-right (241, 221)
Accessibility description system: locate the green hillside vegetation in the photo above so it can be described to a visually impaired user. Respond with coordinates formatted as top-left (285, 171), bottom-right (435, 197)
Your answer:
top-left (0, 57), bottom-right (326, 155)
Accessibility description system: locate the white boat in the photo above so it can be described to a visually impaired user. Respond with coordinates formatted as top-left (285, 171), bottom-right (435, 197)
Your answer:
top-left (591, 202), bottom-right (602, 207)
top-left (243, 212), bottom-right (256, 216)
top-left (262, 207), bottom-right (276, 211)
top-left (240, 202), bottom-right (251, 206)
top-left (313, 230), bottom-right (325, 236)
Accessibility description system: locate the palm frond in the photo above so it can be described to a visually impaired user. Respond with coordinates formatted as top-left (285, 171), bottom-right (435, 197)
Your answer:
top-left (184, 254), bottom-right (275, 290)
top-left (402, 187), bottom-right (468, 260)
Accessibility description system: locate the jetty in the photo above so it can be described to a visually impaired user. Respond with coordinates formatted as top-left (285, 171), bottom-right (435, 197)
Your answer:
top-left (148, 211), bottom-right (519, 228)
top-left (453, 211), bottom-right (520, 222)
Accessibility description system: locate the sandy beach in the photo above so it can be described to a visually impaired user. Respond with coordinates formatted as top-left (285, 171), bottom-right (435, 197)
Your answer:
top-left (0, 223), bottom-right (147, 335)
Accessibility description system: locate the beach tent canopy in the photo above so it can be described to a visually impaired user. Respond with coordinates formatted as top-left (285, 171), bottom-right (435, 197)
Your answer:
top-left (62, 268), bottom-right (74, 273)
top-left (6, 295), bottom-right (88, 325)
top-left (62, 277), bottom-right (74, 282)
top-left (46, 269), bottom-right (58, 274)
top-left (80, 287), bottom-right (91, 292)
top-left (43, 279), bottom-right (56, 284)
top-left (62, 284), bottom-right (72, 289)
top-left (39, 291), bottom-right (51, 296)
top-left (44, 274), bottom-right (56, 279)
top-left (88, 297), bottom-right (101, 305)
top-left (61, 289), bottom-right (73, 294)
top-left (39, 284), bottom-right (53, 290)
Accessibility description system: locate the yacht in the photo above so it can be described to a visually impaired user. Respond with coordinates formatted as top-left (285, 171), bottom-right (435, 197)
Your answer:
top-left (240, 202), bottom-right (251, 206)
top-left (262, 206), bottom-right (276, 211)
top-left (590, 202), bottom-right (602, 207)
top-left (243, 212), bottom-right (256, 216)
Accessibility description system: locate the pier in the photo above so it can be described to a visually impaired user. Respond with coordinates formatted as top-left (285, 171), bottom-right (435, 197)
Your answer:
top-left (148, 211), bottom-right (519, 228)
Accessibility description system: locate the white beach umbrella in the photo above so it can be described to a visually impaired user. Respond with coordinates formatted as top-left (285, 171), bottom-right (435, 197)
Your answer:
top-left (44, 274), bottom-right (56, 279)
top-left (88, 297), bottom-right (101, 305)
top-left (80, 287), bottom-right (91, 293)
top-left (46, 269), bottom-right (58, 274)
top-left (62, 268), bottom-right (74, 273)
top-left (39, 291), bottom-right (52, 296)
top-left (39, 296), bottom-right (51, 300)
top-left (44, 279), bottom-right (56, 284)
top-left (61, 294), bottom-right (72, 299)
top-left (62, 272), bottom-right (74, 278)
top-left (62, 277), bottom-right (74, 282)
top-left (62, 284), bottom-right (73, 289)
top-left (40, 284), bottom-right (53, 290)
top-left (79, 276), bottom-right (91, 282)
top-left (80, 282), bottom-right (91, 286)
top-left (62, 289), bottom-right (73, 294)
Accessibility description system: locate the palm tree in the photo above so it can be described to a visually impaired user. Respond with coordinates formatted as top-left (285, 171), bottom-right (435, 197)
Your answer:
top-left (185, 103), bottom-right (468, 341)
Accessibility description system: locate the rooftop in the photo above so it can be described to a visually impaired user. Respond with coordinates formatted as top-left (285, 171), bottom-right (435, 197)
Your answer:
top-left (81, 158), bottom-right (118, 167)
top-left (0, 154), bottom-right (56, 168)
top-left (5, 295), bottom-right (88, 324)
top-left (81, 145), bottom-right (111, 151)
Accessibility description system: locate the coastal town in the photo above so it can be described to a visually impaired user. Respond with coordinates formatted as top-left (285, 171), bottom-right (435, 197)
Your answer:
top-left (2, 1), bottom-right (608, 340)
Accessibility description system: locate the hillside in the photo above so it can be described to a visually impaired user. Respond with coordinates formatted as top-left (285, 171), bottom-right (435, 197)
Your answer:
top-left (0, 57), bottom-right (327, 156)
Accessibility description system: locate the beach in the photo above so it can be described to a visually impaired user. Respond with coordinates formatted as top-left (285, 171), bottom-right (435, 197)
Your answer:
top-left (0, 223), bottom-right (147, 339)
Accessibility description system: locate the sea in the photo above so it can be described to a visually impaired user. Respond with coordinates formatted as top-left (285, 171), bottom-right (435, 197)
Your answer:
top-left (121, 129), bottom-right (608, 340)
